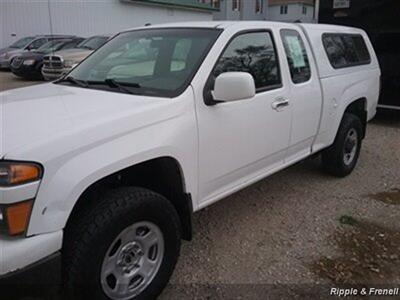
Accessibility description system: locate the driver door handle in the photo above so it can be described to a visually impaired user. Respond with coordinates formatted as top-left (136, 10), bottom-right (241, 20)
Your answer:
top-left (271, 98), bottom-right (290, 111)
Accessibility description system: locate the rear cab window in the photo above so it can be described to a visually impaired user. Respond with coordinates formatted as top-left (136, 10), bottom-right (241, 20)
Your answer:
top-left (322, 33), bottom-right (371, 69)
top-left (280, 29), bottom-right (311, 84)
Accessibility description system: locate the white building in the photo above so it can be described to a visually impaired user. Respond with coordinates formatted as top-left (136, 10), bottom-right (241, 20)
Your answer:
top-left (211, 0), bottom-right (269, 21)
top-left (0, 0), bottom-right (215, 49)
top-left (268, 0), bottom-right (316, 23)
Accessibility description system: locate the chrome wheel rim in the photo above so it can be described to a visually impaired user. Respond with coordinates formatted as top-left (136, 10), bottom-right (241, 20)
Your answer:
top-left (343, 128), bottom-right (358, 166)
top-left (101, 221), bottom-right (164, 300)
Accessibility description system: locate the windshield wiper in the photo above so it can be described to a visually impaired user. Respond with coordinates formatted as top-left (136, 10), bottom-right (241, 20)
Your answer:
top-left (56, 76), bottom-right (88, 88)
top-left (103, 78), bottom-right (141, 95)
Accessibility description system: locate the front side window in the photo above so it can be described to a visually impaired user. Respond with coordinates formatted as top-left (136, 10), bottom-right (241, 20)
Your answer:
top-left (37, 40), bottom-right (68, 53)
top-left (65, 28), bottom-right (222, 97)
top-left (78, 36), bottom-right (109, 51)
top-left (281, 29), bottom-right (311, 84)
top-left (213, 31), bottom-right (281, 91)
top-left (59, 39), bottom-right (84, 50)
top-left (29, 38), bottom-right (47, 50)
top-left (322, 33), bottom-right (371, 69)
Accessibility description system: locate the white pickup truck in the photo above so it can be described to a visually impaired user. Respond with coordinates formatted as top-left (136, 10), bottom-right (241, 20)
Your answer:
top-left (0, 22), bottom-right (380, 300)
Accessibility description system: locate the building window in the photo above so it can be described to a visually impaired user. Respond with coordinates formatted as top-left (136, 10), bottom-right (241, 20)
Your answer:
top-left (212, 0), bottom-right (220, 9)
top-left (255, 0), bottom-right (263, 14)
top-left (232, 0), bottom-right (241, 11)
top-left (302, 5), bottom-right (307, 15)
top-left (280, 5), bottom-right (288, 14)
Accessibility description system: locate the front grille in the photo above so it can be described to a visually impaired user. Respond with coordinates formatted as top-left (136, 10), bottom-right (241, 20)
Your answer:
top-left (43, 55), bottom-right (63, 69)
top-left (11, 56), bottom-right (23, 68)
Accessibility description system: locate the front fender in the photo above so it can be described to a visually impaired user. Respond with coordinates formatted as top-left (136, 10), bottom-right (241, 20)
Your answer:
top-left (25, 104), bottom-right (198, 236)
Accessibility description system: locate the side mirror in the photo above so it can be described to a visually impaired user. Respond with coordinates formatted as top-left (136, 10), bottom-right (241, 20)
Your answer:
top-left (212, 72), bottom-right (256, 102)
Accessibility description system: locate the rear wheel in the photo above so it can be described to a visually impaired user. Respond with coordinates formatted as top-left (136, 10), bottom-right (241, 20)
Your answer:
top-left (63, 187), bottom-right (181, 300)
top-left (321, 113), bottom-right (363, 177)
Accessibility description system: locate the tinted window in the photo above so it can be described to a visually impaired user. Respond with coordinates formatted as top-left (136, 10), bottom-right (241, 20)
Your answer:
top-left (9, 36), bottom-right (35, 49)
top-left (30, 38), bottom-right (47, 50)
top-left (213, 32), bottom-right (281, 91)
top-left (60, 39), bottom-right (84, 50)
top-left (281, 29), bottom-right (311, 83)
top-left (77, 36), bottom-right (109, 50)
top-left (322, 33), bottom-right (371, 69)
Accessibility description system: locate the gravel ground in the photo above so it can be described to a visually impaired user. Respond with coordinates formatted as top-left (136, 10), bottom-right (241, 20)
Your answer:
top-left (1, 71), bottom-right (399, 299)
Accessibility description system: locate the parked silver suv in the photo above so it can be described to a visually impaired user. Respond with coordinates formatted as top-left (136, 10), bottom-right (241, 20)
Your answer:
top-left (42, 35), bottom-right (110, 80)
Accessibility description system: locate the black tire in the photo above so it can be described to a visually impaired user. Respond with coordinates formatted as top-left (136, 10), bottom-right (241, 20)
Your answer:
top-left (321, 113), bottom-right (363, 177)
top-left (63, 187), bottom-right (181, 300)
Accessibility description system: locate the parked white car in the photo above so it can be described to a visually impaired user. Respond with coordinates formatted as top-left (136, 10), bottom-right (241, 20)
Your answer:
top-left (0, 22), bottom-right (380, 300)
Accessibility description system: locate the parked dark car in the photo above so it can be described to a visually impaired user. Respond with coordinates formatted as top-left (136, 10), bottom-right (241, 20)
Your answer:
top-left (0, 35), bottom-right (76, 69)
top-left (10, 38), bottom-right (84, 79)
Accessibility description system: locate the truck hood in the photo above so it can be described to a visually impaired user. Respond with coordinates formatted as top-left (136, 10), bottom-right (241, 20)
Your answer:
top-left (0, 83), bottom-right (179, 159)
top-left (52, 48), bottom-right (93, 61)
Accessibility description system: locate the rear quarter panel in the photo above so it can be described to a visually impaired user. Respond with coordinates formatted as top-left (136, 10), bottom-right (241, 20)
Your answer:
top-left (299, 24), bottom-right (381, 151)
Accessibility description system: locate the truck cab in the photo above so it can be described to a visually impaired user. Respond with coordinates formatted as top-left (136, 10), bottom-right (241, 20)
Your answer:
top-left (0, 22), bottom-right (380, 300)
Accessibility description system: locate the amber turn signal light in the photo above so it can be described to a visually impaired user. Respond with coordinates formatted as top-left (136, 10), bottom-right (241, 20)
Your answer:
top-left (5, 200), bottom-right (33, 235)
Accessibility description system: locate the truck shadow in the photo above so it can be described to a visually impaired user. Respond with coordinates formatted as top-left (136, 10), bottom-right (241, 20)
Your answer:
top-left (371, 109), bottom-right (400, 129)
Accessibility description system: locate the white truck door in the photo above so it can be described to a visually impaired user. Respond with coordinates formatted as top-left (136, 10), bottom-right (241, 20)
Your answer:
top-left (197, 30), bottom-right (292, 206)
top-left (279, 28), bottom-right (322, 162)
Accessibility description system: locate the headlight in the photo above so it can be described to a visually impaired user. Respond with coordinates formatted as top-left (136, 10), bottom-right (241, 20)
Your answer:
top-left (23, 59), bottom-right (36, 66)
top-left (64, 59), bottom-right (79, 68)
top-left (0, 161), bottom-right (42, 187)
top-left (3, 52), bottom-right (10, 59)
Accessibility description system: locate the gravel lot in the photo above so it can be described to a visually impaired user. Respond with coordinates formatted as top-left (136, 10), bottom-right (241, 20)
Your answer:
top-left (1, 71), bottom-right (399, 299)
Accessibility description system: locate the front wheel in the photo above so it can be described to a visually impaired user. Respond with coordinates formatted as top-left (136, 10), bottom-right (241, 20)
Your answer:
top-left (321, 113), bottom-right (363, 177)
top-left (63, 187), bottom-right (181, 300)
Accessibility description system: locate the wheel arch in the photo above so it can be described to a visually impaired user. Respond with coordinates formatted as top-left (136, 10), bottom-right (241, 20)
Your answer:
top-left (342, 97), bottom-right (367, 139)
top-left (64, 156), bottom-right (193, 242)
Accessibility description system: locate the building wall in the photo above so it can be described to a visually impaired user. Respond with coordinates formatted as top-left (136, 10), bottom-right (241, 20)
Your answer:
top-left (213, 0), bottom-right (268, 21)
top-left (0, 0), bottom-right (213, 48)
top-left (268, 3), bottom-right (315, 22)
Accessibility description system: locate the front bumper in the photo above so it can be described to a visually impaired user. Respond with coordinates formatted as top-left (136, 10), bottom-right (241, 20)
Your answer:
top-left (0, 59), bottom-right (10, 69)
top-left (10, 64), bottom-right (42, 79)
top-left (0, 230), bottom-right (62, 277)
top-left (42, 66), bottom-right (71, 81)
top-left (0, 252), bottom-right (61, 286)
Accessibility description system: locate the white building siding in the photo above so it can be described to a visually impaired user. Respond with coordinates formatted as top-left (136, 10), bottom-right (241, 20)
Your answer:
top-left (268, 3), bottom-right (315, 23)
top-left (0, 0), bottom-right (213, 48)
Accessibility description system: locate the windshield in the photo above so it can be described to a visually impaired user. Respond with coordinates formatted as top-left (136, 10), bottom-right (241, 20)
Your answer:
top-left (36, 40), bottom-right (67, 53)
top-left (10, 36), bottom-right (35, 48)
top-left (77, 36), bottom-right (109, 50)
top-left (66, 28), bottom-right (222, 97)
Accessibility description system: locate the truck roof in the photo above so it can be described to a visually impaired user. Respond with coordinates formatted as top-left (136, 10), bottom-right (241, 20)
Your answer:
top-left (125, 21), bottom-right (365, 32)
